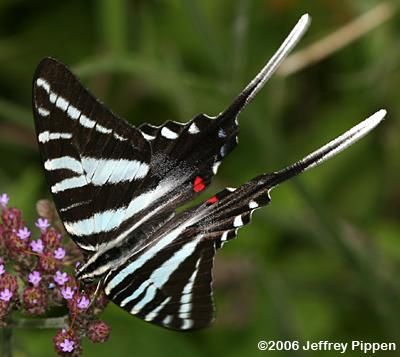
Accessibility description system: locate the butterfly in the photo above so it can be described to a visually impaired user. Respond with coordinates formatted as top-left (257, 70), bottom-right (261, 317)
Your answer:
top-left (32, 14), bottom-right (384, 330)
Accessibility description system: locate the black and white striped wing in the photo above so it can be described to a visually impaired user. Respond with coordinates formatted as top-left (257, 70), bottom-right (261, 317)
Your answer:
top-left (32, 58), bottom-right (241, 253)
top-left (102, 107), bottom-right (385, 331)
top-left (33, 58), bottom-right (152, 252)
top-left (103, 176), bottom-right (272, 330)
top-left (104, 235), bottom-right (216, 330)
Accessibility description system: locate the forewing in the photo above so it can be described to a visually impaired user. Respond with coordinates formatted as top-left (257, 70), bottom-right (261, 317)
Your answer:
top-left (33, 57), bottom-right (241, 257)
top-left (33, 58), bottom-right (151, 252)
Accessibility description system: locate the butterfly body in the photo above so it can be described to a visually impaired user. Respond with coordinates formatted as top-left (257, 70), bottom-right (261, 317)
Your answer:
top-left (32, 14), bottom-right (384, 330)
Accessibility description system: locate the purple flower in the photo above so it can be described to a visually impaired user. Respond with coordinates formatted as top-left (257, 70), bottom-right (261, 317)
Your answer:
top-left (54, 271), bottom-right (69, 286)
top-left (28, 271), bottom-right (42, 287)
top-left (59, 338), bottom-right (75, 352)
top-left (0, 288), bottom-right (13, 302)
top-left (30, 239), bottom-right (44, 253)
top-left (0, 193), bottom-right (9, 208)
top-left (53, 247), bottom-right (65, 260)
top-left (35, 218), bottom-right (50, 232)
top-left (77, 295), bottom-right (90, 310)
top-left (0, 264), bottom-right (4, 276)
top-left (17, 226), bottom-right (31, 240)
top-left (61, 286), bottom-right (74, 300)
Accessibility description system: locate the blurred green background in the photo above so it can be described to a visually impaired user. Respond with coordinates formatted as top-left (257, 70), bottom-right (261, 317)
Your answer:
top-left (1, 0), bottom-right (400, 356)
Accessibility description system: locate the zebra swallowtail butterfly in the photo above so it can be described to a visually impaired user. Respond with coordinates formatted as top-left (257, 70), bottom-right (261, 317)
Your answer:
top-left (32, 14), bottom-right (384, 331)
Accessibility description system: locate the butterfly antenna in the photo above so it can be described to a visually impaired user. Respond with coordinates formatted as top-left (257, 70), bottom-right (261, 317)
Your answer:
top-left (219, 13), bottom-right (311, 120)
top-left (267, 109), bottom-right (386, 188)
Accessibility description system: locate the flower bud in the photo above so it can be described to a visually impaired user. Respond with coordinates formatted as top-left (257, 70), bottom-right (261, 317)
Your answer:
top-left (87, 320), bottom-right (111, 343)
top-left (22, 286), bottom-right (47, 315)
top-left (4, 230), bottom-right (29, 258)
top-left (1, 207), bottom-right (22, 229)
top-left (41, 228), bottom-right (62, 250)
top-left (38, 251), bottom-right (58, 272)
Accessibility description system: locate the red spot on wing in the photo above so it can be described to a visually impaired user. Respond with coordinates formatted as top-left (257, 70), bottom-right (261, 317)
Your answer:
top-left (193, 176), bottom-right (206, 192)
top-left (206, 196), bottom-right (218, 204)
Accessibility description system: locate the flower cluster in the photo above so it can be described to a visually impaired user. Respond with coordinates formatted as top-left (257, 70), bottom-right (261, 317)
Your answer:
top-left (0, 193), bottom-right (110, 356)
